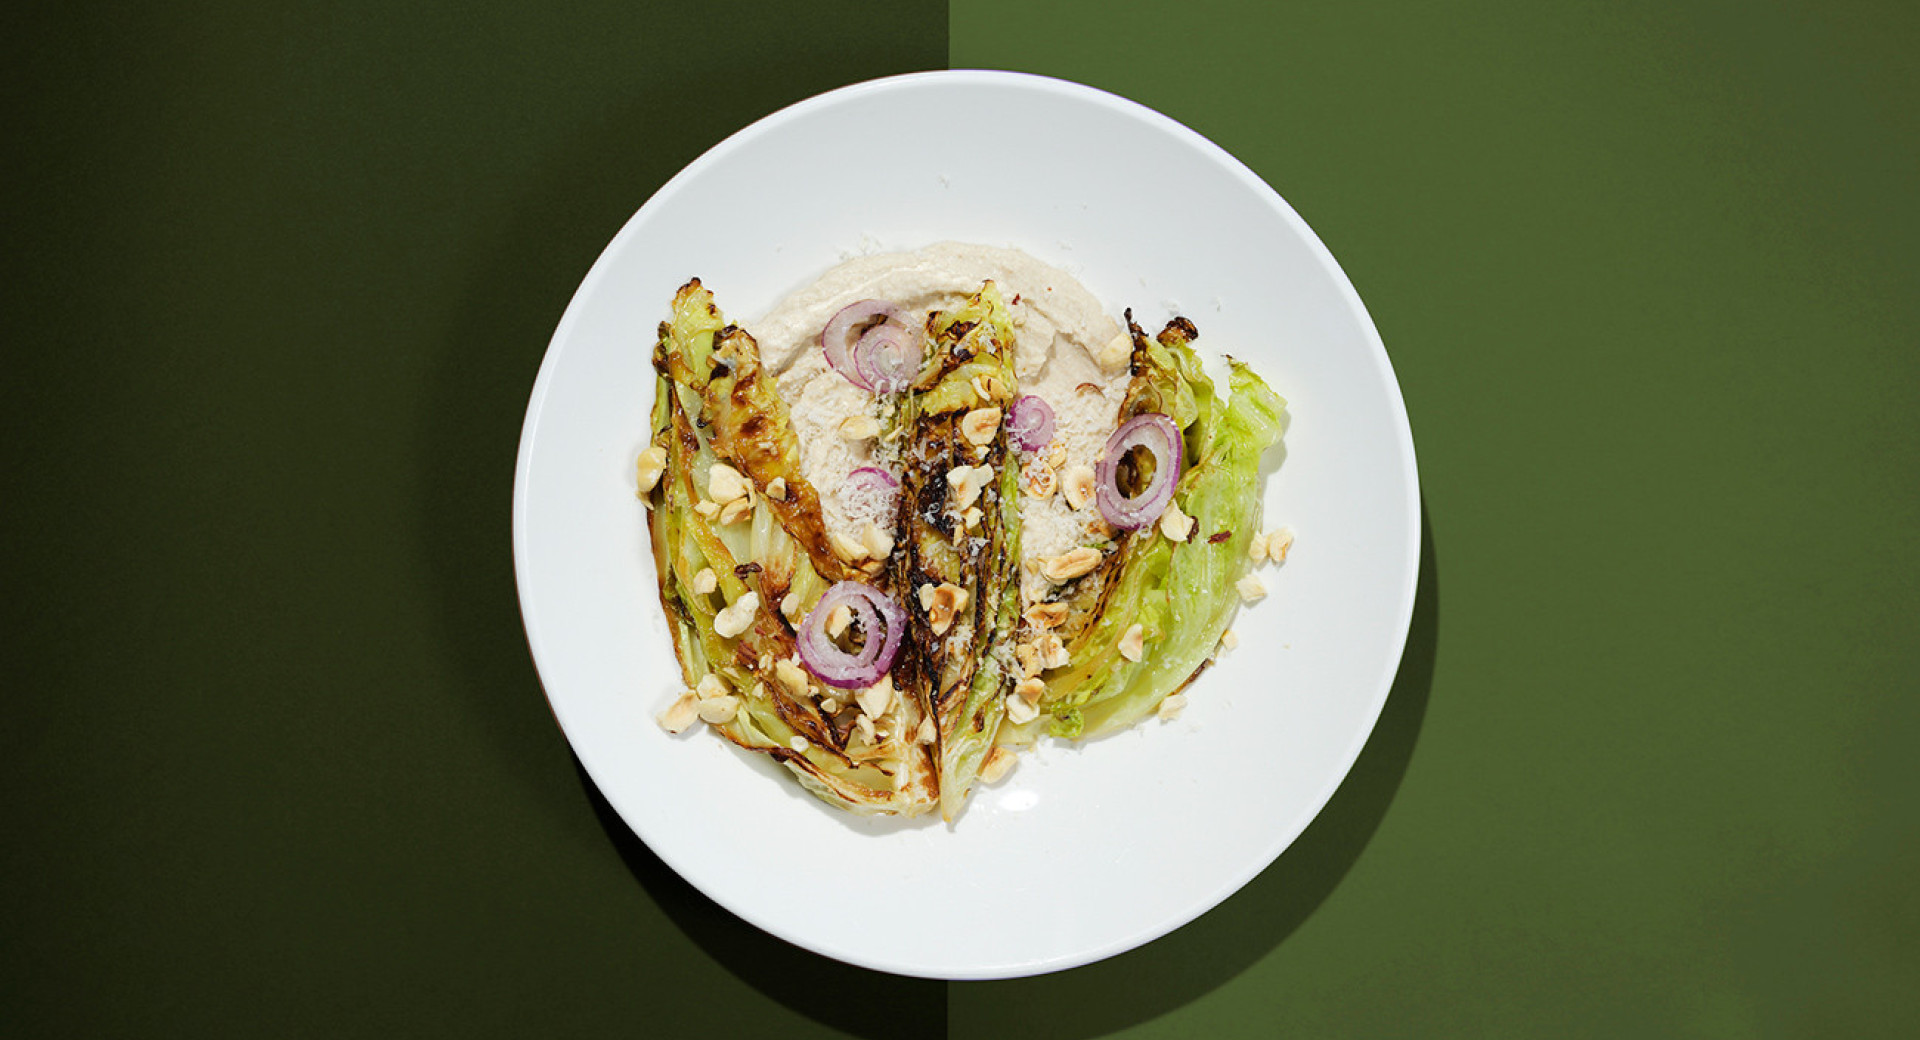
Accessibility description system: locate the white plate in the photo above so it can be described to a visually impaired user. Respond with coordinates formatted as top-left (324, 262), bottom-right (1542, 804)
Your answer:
top-left (513, 70), bottom-right (1419, 979)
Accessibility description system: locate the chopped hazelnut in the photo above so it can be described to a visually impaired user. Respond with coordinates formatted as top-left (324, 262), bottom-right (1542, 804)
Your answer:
top-left (1037, 632), bottom-right (1070, 670)
top-left (855, 675), bottom-right (893, 718)
top-left (718, 495), bottom-right (752, 526)
top-left (1015, 677), bottom-right (1047, 704)
top-left (917, 583), bottom-right (936, 611)
top-left (1040, 546), bottom-right (1102, 582)
top-left (1219, 629), bottom-right (1239, 652)
top-left (1024, 601), bottom-right (1069, 629)
top-left (712, 591), bottom-right (759, 638)
top-left (635, 445), bottom-right (668, 497)
top-left (978, 746), bottom-right (1017, 784)
top-left (1118, 623), bottom-right (1146, 662)
top-left (779, 591), bottom-right (802, 622)
top-left (788, 735), bottom-right (808, 752)
top-left (707, 462), bottom-right (750, 504)
top-left (765, 476), bottom-right (787, 501)
top-left (819, 697), bottom-right (839, 714)
top-left (830, 530), bottom-right (871, 562)
top-left (1094, 331), bottom-right (1133, 374)
top-left (1005, 693), bottom-right (1039, 725)
top-left (915, 714), bottom-right (936, 745)
top-left (693, 499), bottom-right (721, 520)
top-left (1014, 641), bottom-right (1042, 678)
top-left (1266, 526), bottom-right (1295, 564)
top-left (773, 658), bottom-right (811, 698)
top-left (961, 407), bottom-right (1003, 447)
top-left (1044, 440), bottom-right (1069, 468)
top-left (657, 692), bottom-right (700, 733)
top-left (696, 674), bottom-right (728, 701)
top-left (1159, 501), bottom-right (1195, 542)
top-left (1236, 574), bottom-right (1269, 602)
top-left (691, 567), bottom-right (717, 595)
top-left (962, 506), bottom-right (984, 530)
top-left (947, 464), bottom-right (993, 511)
top-left (854, 713), bottom-right (877, 745)
top-left (861, 521), bottom-right (894, 561)
top-left (697, 695), bottom-right (740, 725)
top-left (1157, 693), bottom-right (1188, 721)
top-left (1021, 458), bottom-right (1057, 499)
top-left (825, 603), bottom-right (853, 638)
top-left (838, 415), bottom-right (879, 441)
top-left (927, 582), bottom-right (968, 635)
top-left (1061, 464), bottom-right (1097, 510)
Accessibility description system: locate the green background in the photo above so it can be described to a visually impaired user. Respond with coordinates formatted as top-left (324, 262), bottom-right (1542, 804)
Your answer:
top-left (5, 0), bottom-right (1914, 1036)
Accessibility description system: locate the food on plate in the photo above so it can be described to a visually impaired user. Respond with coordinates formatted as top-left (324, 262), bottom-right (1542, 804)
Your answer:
top-left (639, 243), bottom-right (1290, 821)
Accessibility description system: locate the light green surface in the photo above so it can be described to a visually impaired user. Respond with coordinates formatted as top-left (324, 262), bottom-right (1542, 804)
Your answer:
top-left (953, 0), bottom-right (1918, 1036)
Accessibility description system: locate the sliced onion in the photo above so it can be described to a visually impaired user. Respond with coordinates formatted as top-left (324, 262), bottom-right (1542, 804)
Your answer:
top-left (1094, 413), bottom-right (1183, 529)
top-left (1005, 395), bottom-right (1056, 452)
top-left (821, 299), bottom-right (905, 391)
top-left (795, 581), bottom-right (907, 689)
top-left (842, 466), bottom-right (900, 522)
top-left (851, 321), bottom-right (921, 393)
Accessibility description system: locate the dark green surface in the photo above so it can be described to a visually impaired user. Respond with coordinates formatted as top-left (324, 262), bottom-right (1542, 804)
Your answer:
top-left (954, 0), bottom-right (1919, 1036)
top-left (4, 0), bottom-right (1916, 1037)
top-left (3, 1), bottom-right (945, 1036)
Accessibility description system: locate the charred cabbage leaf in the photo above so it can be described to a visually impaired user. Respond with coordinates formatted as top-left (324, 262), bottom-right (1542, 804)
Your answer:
top-left (646, 279), bottom-right (935, 815)
top-left (892, 282), bottom-right (1023, 821)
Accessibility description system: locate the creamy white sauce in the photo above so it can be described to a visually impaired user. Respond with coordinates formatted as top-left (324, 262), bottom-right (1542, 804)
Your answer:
top-left (745, 242), bottom-right (1129, 604)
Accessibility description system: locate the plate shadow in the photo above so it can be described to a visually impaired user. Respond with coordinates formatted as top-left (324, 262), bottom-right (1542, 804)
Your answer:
top-left (949, 499), bottom-right (1439, 1037)
top-left (574, 759), bottom-right (947, 1039)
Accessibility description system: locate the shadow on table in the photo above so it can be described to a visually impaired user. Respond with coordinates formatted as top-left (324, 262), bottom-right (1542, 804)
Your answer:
top-left (575, 760), bottom-right (947, 1038)
top-left (417, 16), bottom-right (947, 1040)
top-left (950, 503), bottom-right (1440, 1037)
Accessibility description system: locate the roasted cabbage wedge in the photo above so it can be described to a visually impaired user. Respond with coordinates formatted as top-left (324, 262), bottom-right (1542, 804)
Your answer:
top-left (641, 276), bottom-right (1286, 822)
top-left (1031, 313), bottom-right (1286, 740)
top-left (891, 282), bottom-right (1023, 821)
top-left (646, 279), bottom-right (935, 815)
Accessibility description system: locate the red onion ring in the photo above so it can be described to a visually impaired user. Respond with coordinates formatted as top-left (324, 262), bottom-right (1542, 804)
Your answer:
top-left (851, 321), bottom-right (921, 393)
top-left (1094, 413), bottom-right (1183, 529)
top-left (795, 581), bottom-right (907, 689)
top-left (1005, 395), bottom-right (1055, 452)
top-left (820, 299), bottom-right (906, 391)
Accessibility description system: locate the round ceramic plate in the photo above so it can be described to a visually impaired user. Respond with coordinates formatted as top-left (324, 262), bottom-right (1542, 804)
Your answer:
top-left (514, 70), bottom-right (1419, 979)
